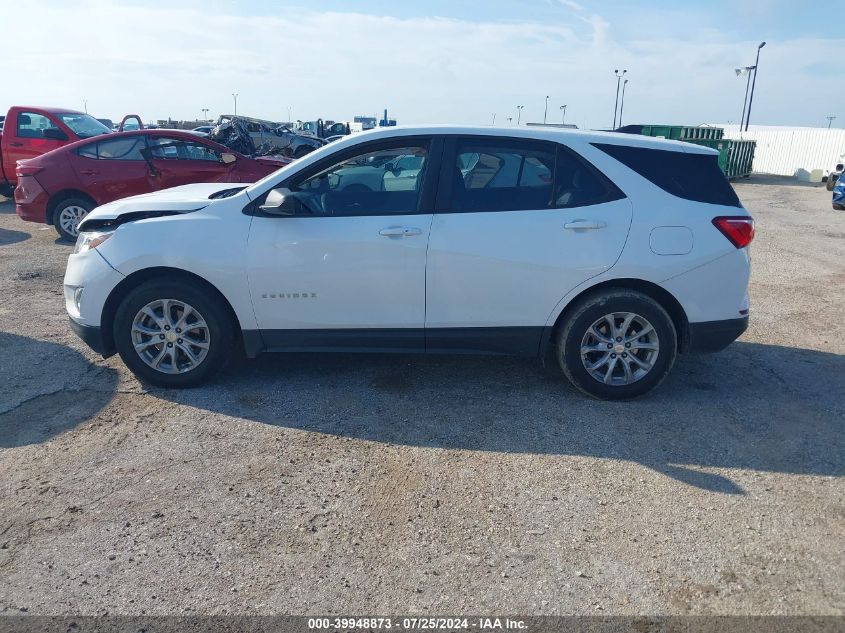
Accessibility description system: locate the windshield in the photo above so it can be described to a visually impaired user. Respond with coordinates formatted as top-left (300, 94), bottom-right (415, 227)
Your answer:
top-left (59, 113), bottom-right (112, 138)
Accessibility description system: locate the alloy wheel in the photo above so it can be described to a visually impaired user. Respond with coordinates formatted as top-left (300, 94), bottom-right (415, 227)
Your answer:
top-left (580, 312), bottom-right (660, 386)
top-left (131, 299), bottom-right (211, 374)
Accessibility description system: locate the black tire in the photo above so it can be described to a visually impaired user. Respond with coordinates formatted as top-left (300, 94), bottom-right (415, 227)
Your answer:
top-left (293, 145), bottom-right (313, 158)
top-left (826, 177), bottom-right (837, 191)
top-left (113, 279), bottom-right (235, 388)
top-left (52, 197), bottom-right (94, 241)
top-left (556, 289), bottom-right (677, 400)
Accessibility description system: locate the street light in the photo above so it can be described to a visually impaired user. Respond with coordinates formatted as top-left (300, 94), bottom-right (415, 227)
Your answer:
top-left (516, 105), bottom-right (524, 125)
top-left (612, 69), bottom-right (627, 129)
top-left (560, 104), bottom-right (567, 125)
top-left (543, 96), bottom-right (549, 124)
top-left (492, 113), bottom-right (496, 126)
top-left (201, 108), bottom-right (209, 122)
top-left (744, 42), bottom-right (765, 132)
top-left (232, 93), bottom-right (238, 116)
top-left (507, 117), bottom-right (513, 125)
top-left (735, 66), bottom-right (755, 130)
top-left (619, 79), bottom-right (629, 127)
top-left (826, 116), bottom-right (837, 129)
top-left (82, 99), bottom-right (88, 114)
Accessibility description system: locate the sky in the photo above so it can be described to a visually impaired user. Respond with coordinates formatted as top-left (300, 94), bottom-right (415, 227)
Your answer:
top-left (2, 0), bottom-right (842, 129)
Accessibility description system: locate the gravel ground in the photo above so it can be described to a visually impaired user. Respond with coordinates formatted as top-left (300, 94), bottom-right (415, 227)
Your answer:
top-left (0, 178), bottom-right (842, 616)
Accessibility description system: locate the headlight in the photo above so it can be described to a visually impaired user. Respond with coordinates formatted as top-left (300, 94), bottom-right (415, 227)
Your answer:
top-left (73, 230), bottom-right (114, 254)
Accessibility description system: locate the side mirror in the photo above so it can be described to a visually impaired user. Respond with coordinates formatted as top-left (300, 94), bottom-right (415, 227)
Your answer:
top-left (43, 128), bottom-right (69, 141)
top-left (259, 187), bottom-right (298, 216)
top-left (220, 152), bottom-right (237, 164)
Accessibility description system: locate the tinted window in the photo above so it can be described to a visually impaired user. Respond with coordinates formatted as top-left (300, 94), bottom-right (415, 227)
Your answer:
top-left (289, 144), bottom-right (428, 216)
top-left (447, 139), bottom-right (621, 213)
top-left (17, 112), bottom-right (59, 139)
top-left (451, 140), bottom-right (555, 212)
top-left (96, 136), bottom-right (146, 160)
top-left (593, 143), bottom-right (741, 207)
top-left (554, 146), bottom-right (624, 208)
top-left (149, 137), bottom-right (220, 161)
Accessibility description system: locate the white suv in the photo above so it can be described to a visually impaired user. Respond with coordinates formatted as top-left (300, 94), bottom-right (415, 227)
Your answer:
top-left (64, 126), bottom-right (753, 399)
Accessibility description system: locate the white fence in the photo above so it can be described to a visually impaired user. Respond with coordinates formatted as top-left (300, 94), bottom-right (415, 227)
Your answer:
top-left (710, 124), bottom-right (845, 178)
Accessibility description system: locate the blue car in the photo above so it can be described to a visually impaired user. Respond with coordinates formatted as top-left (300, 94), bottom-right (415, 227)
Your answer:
top-left (834, 177), bottom-right (845, 210)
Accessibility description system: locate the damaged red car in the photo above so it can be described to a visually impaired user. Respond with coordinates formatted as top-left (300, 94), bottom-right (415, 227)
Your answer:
top-left (15, 129), bottom-right (291, 240)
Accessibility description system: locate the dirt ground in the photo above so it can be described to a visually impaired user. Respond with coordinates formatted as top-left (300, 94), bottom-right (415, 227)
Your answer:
top-left (0, 177), bottom-right (842, 616)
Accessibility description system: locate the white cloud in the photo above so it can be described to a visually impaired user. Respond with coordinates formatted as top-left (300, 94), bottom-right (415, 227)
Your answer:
top-left (1, 1), bottom-right (842, 129)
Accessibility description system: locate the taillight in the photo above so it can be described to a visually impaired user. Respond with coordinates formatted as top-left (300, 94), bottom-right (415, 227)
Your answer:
top-left (712, 216), bottom-right (755, 248)
top-left (16, 162), bottom-right (43, 177)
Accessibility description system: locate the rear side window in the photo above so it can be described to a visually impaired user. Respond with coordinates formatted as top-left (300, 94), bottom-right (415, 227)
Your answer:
top-left (76, 136), bottom-right (146, 160)
top-left (447, 138), bottom-right (624, 213)
top-left (17, 112), bottom-right (60, 139)
top-left (593, 143), bottom-right (741, 207)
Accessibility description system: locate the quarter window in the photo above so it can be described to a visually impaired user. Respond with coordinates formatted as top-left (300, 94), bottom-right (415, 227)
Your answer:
top-left (289, 144), bottom-right (429, 216)
top-left (592, 143), bottom-right (741, 207)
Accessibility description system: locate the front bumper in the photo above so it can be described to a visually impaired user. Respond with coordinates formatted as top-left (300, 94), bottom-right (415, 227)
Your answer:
top-left (688, 316), bottom-right (749, 353)
top-left (69, 317), bottom-right (112, 356)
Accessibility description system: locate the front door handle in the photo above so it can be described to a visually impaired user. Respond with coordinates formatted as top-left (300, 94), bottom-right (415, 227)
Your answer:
top-left (564, 219), bottom-right (606, 231)
top-left (379, 227), bottom-right (422, 237)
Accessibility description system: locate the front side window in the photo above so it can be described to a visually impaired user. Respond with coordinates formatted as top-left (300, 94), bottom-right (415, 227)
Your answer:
top-left (289, 144), bottom-right (428, 216)
top-left (148, 137), bottom-right (221, 162)
top-left (17, 112), bottom-right (59, 139)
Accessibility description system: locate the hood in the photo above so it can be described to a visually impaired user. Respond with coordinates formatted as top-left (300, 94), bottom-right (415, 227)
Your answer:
top-left (82, 182), bottom-right (242, 222)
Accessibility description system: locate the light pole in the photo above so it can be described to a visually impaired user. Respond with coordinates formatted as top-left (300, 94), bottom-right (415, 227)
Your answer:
top-left (516, 105), bottom-right (524, 125)
top-left (83, 99), bottom-right (88, 114)
top-left (543, 96), bottom-right (549, 124)
top-left (201, 108), bottom-right (209, 122)
top-left (735, 66), bottom-right (755, 129)
top-left (492, 113), bottom-right (496, 126)
top-left (744, 42), bottom-right (765, 132)
top-left (618, 79), bottom-right (629, 127)
top-left (612, 69), bottom-right (627, 129)
top-left (232, 93), bottom-right (238, 116)
top-left (507, 117), bottom-right (513, 125)
top-left (560, 105), bottom-right (567, 125)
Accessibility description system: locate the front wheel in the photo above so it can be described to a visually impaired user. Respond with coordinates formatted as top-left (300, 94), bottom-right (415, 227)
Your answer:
top-left (113, 280), bottom-right (235, 388)
top-left (556, 289), bottom-right (677, 400)
top-left (53, 197), bottom-right (93, 241)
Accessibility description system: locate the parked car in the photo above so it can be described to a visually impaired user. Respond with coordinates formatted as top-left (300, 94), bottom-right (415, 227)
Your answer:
top-left (211, 115), bottom-right (325, 158)
top-left (833, 174), bottom-right (845, 210)
top-left (64, 125), bottom-right (753, 399)
top-left (0, 106), bottom-right (113, 197)
top-left (192, 126), bottom-right (214, 136)
top-left (15, 129), bottom-right (291, 240)
top-left (827, 162), bottom-right (843, 192)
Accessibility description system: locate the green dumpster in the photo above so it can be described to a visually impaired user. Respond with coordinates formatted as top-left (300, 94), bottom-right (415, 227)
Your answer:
top-left (638, 125), bottom-right (724, 141)
top-left (684, 138), bottom-right (756, 179)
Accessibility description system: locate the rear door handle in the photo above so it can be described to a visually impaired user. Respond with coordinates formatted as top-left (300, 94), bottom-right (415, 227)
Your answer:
top-left (379, 227), bottom-right (422, 237)
top-left (80, 169), bottom-right (99, 176)
top-left (564, 219), bottom-right (606, 231)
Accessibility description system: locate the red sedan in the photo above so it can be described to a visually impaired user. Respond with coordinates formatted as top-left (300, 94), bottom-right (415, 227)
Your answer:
top-left (15, 129), bottom-right (291, 240)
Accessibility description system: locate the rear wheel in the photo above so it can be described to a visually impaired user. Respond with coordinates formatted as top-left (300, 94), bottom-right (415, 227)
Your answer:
top-left (113, 279), bottom-right (235, 388)
top-left (556, 289), bottom-right (677, 400)
top-left (53, 197), bottom-right (93, 241)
